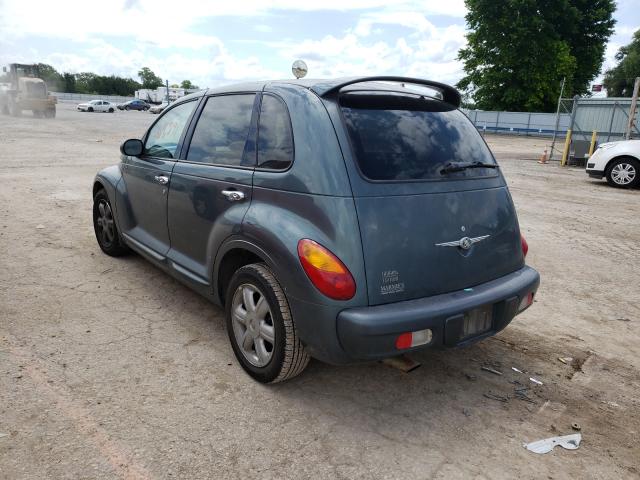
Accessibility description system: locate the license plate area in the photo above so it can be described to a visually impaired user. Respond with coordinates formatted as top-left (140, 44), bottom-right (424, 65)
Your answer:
top-left (461, 304), bottom-right (493, 339)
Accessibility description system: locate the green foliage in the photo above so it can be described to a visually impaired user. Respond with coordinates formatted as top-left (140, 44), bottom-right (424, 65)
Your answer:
top-left (74, 72), bottom-right (142, 96)
top-left (603, 29), bottom-right (640, 96)
top-left (458, 0), bottom-right (615, 112)
top-left (180, 79), bottom-right (198, 90)
top-left (36, 63), bottom-right (64, 91)
top-left (63, 73), bottom-right (76, 93)
top-left (138, 67), bottom-right (164, 89)
top-left (8, 63), bottom-right (141, 95)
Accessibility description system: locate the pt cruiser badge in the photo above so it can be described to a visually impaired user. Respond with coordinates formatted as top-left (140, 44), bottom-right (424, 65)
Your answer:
top-left (435, 235), bottom-right (490, 250)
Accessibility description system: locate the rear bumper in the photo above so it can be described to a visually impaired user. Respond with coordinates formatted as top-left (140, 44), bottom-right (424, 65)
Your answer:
top-left (336, 266), bottom-right (540, 361)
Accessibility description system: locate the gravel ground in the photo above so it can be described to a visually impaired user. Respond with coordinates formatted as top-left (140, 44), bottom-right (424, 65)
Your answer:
top-left (1, 103), bottom-right (639, 479)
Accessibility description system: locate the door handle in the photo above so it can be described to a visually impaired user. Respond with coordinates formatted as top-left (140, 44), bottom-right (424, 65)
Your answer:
top-left (154, 175), bottom-right (169, 185)
top-left (221, 190), bottom-right (245, 202)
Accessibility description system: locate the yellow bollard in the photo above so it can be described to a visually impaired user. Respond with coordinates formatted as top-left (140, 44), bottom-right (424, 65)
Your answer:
top-left (561, 129), bottom-right (572, 166)
top-left (588, 130), bottom-right (597, 157)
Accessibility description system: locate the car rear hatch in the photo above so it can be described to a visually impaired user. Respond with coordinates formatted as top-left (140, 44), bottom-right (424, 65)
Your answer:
top-left (334, 89), bottom-right (524, 306)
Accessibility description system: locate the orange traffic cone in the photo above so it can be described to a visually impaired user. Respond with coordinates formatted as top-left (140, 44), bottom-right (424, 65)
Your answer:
top-left (538, 148), bottom-right (548, 164)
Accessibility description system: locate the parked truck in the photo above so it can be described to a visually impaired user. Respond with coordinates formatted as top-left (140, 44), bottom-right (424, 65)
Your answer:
top-left (0, 64), bottom-right (57, 118)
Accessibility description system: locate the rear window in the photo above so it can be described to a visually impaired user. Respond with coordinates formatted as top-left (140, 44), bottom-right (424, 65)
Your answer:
top-left (340, 93), bottom-right (496, 181)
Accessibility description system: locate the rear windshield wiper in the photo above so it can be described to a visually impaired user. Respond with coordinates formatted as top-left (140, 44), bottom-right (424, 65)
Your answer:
top-left (440, 161), bottom-right (499, 174)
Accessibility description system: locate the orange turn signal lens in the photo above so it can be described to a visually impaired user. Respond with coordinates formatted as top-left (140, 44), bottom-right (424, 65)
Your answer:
top-left (297, 239), bottom-right (356, 300)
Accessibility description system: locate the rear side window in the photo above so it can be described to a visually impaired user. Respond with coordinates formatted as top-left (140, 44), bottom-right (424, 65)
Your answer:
top-left (257, 95), bottom-right (294, 170)
top-left (187, 94), bottom-right (256, 166)
top-left (144, 100), bottom-right (196, 159)
top-left (340, 93), bottom-right (496, 181)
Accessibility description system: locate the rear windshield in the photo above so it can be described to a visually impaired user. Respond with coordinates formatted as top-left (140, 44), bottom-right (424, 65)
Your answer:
top-left (340, 92), bottom-right (496, 181)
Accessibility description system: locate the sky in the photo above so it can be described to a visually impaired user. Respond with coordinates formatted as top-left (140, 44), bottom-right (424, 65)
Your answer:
top-left (0, 0), bottom-right (638, 90)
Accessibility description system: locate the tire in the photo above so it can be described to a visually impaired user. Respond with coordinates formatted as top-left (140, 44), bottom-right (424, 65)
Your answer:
top-left (92, 189), bottom-right (130, 257)
top-left (605, 157), bottom-right (640, 188)
top-left (9, 102), bottom-right (20, 117)
top-left (225, 263), bottom-right (310, 383)
top-left (109, 108), bottom-right (114, 113)
top-left (125, 106), bottom-right (130, 111)
top-left (88, 107), bottom-right (93, 112)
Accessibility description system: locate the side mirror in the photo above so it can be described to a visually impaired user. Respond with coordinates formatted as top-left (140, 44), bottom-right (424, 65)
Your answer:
top-left (120, 138), bottom-right (143, 157)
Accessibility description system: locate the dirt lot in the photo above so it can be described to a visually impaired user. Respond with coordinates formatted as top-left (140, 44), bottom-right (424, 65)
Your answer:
top-left (1, 103), bottom-right (639, 479)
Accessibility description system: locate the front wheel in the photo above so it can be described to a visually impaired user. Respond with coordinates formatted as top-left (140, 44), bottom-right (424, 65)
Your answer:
top-left (92, 190), bottom-right (130, 256)
top-left (606, 157), bottom-right (640, 188)
top-left (226, 263), bottom-right (310, 383)
top-left (88, 107), bottom-right (93, 112)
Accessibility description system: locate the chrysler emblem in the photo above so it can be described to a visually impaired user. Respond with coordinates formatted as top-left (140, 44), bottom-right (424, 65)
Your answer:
top-left (435, 235), bottom-right (490, 250)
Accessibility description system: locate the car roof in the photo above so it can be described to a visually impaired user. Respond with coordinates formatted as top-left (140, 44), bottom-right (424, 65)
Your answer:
top-left (201, 76), bottom-right (460, 106)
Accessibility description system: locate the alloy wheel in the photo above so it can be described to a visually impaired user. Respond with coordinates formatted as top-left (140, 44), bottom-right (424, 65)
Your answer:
top-left (231, 284), bottom-right (275, 367)
top-left (96, 200), bottom-right (115, 247)
top-left (611, 162), bottom-right (636, 186)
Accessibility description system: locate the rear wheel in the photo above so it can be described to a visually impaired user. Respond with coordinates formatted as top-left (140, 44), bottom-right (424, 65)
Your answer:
top-left (92, 189), bottom-right (130, 256)
top-left (108, 108), bottom-right (114, 113)
top-left (225, 263), bottom-right (310, 383)
top-left (606, 157), bottom-right (640, 188)
top-left (9, 101), bottom-right (20, 117)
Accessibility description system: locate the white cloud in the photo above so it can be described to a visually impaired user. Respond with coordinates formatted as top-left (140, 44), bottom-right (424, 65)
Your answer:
top-left (0, 0), bottom-right (636, 90)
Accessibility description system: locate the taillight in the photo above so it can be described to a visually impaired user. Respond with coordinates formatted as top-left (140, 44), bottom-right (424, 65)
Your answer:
top-left (521, 234), bottom-right (529, 257)
top-left (297, 239), bottom-right (356, 300)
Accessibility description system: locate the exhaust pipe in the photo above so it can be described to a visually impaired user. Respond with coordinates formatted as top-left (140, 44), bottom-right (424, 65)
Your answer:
top-left (382, 354), bottom-right (421, 373)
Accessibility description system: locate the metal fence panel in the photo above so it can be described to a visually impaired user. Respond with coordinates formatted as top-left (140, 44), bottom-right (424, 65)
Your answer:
top-left (51, 92), bottom-right (136, 104)
top-left (571, 97), bottom-right (636, 143)
top-left (463, 109), bottom-right (569, 136)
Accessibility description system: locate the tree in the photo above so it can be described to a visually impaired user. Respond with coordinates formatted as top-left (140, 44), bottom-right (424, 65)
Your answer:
top-left (36, 63), bottom-right (63, 91)
top-left (170, 83), bottom-right (180, 88)
top-left (457, 0), bottom-right (615, 112)
top-left (63, 73), bottom-right (76, 93)
top-left (604, 29), bottom-right (640, 96)
top-left (180, 79), bottom-right (199, 90)
top-left (138, 67), bottom-right (163, 89)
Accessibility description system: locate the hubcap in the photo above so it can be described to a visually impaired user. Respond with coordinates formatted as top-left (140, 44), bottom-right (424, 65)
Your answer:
top-left (231, 284), bottom-right (275, 367)
top-left (611, 163), bottom-right (636, 185)
top-left (96, 200), bottom-right (115, 246)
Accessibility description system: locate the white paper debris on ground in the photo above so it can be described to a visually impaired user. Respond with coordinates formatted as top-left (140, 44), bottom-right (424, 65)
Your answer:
top-left (523, 434), bottom-right (582, 454)
top-left (529, 377), bottom-right (543, 385)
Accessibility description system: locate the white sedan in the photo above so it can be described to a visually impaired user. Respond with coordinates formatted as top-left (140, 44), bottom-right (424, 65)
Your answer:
top-left (586, 140), bottom-right (640, 188)
top-left (149, 102), bottom-right (169, 114)
top-left (77, 100), bottom-right (115, 113)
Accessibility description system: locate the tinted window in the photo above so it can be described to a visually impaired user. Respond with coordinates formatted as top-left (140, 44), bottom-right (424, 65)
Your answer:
top-left (187, 94), bottom-right (256, 166)
top-left (144, 100), bottom-right (196, 159)
top-left (257, 95), bottom-right (293, 170)
top-left (341, 93), bottom-right (496, 181)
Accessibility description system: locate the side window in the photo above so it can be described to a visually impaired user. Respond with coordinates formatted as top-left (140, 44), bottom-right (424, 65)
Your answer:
top-left (186, 94), bottom-right (256, 166)
top-left (144, 100), bottom-right (196, 159)
top-left (257, 95), bottom-right (294, 170)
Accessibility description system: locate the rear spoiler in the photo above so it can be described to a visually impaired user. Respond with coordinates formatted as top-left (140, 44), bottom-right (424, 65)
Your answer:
top-left (311, 76), bottom-right (461, 107)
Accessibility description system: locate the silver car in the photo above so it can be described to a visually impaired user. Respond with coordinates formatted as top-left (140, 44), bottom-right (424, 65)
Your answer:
top-left (77, 100), bottom-right (115, 113)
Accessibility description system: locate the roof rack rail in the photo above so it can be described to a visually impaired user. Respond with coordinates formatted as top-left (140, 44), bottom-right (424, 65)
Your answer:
top-left (312, 76), bottom-right (461, 107)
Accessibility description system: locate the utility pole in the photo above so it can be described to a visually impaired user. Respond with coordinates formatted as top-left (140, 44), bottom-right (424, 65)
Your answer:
top-left (625, 77), bottom-right (639, 140)
top-left (549, 77), bottom-right (566, 160)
